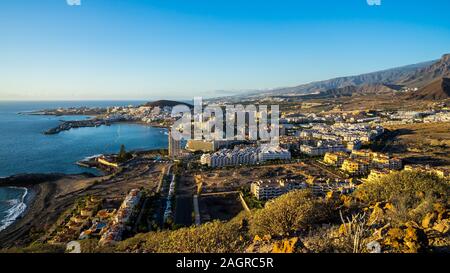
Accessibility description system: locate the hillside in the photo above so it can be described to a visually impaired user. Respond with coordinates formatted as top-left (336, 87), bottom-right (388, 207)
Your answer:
top-left (2, 171), bottom-right (448, 253)
top-left (143, 100), bottom-right (192, 108)
top-left (300, 83), bottom-right (401, 100)
top-left (110, 171), bottom-right (450, 253)
top-left (242, 60), bottom-right (435, 97)
top-left (408, 78), bottom-right (450, 100)
top-left (400, 54), bottom-right (450, 88)
top-left (224, 54), bottom-right (450, 100)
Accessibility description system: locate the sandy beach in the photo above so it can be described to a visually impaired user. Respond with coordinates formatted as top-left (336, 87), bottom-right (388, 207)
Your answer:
top-left (0, 157), bottom-right (166, 248)
top-left (0, 174), bottom-right (93, 247)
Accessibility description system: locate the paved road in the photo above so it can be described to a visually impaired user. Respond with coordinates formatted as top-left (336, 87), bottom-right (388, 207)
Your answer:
top-left (174, 174), bottom-right (195, 227)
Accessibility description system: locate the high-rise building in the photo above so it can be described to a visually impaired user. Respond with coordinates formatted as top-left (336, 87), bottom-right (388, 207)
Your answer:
top-left (168, 129), bottom-right (181, 158)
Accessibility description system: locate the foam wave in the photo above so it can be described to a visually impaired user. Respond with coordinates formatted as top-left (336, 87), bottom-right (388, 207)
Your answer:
top-left (0, 187), bottom-right (28, 232)
top-left (4, 199), bottom-right (19, 206)
top-left (82, 154), bottom-right (103, 161)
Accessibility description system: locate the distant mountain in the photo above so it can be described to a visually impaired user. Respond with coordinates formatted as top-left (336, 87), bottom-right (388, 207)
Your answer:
top-left (246, 60), bottom-right (435, 97)
top-left (300, 83), bottom-right (402, 99)
top-left (408, 77), bottom-right (450, 100)
top-left (225, 54), bottom-right (450, 100)
top-left (400, 54), bottom-right (450, 88)
top-left (144, 100), bottom-right (192, 108)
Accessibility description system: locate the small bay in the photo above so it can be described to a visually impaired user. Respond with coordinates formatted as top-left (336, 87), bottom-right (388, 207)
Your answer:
top-left (0, 101), bottom-right (168, 231)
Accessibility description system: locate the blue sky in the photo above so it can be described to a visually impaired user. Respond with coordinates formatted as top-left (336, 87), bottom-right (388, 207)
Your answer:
top-left (1, 0), bottom-right (450, 100)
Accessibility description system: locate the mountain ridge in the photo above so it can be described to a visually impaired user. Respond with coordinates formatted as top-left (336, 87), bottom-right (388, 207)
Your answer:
top-left (220, 54), bottom-right (450, 100)
top-left (408, 77), bottom-right (450, 100)
top-left (399, 54), bottom-right (450, 88)
top-left (236, 60), bottom-right (436, 98)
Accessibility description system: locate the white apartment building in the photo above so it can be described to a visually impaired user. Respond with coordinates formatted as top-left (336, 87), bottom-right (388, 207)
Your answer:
top-left (423, 112), bottom-right (450, 123)
top-left (258, 145), bottom-right (291, 162)
top-left (251, 179), bottom-right (307, 200)
top-left (300, 143), bottom-right (346, 156)
top-left (200, 147), bottom-right (259, 168)
top-left (201, 145), bottom-right (291, 168)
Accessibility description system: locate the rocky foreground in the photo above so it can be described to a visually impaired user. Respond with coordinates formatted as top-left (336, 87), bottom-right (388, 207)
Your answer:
top-left (2, 170), bottom-right (448, 253)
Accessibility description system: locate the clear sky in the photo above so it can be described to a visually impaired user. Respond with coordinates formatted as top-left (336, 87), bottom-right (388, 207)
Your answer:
top-left (1, 0), bottom-right (450, 100)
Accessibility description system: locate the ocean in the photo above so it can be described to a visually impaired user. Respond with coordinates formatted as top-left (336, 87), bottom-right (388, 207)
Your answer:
top-left (0, 101), bottom-right (169, 231)
top-left (0, 187), bottom-right (28, 231)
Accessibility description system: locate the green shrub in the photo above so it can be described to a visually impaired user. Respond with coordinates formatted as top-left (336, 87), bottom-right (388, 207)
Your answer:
top-left (354, 171), bottom-right (449, 224)
top-left (1, 243), bottom-right (65, 253)
top-left (249, 190), bottom-right (331, 237)
top-left (117, 214), bottom-right (249, 253)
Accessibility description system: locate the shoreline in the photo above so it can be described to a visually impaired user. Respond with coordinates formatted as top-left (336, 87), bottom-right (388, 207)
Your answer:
top-left (0, 145), bottom-right (168, 245)
top-left (0, 186), bottom-right (31, 232)
top-left (43, 119), bottom-right (169, 135)
top-left (0, 173), bottom-right (95, 247)
top-left (0, 173), bottom-right (93, 238)
top-left (19, 109), bottom-right (171, 134)
top-left (0, 109), bottom-right (170, 246)
top-left (0, 151), bottom-right (168, 248)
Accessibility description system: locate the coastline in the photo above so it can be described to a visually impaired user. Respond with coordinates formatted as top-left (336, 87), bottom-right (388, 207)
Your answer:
top-left (43, 118), bottom-right (169, 135)
top-left (0, 106), bottom-right (170, 247)
top-left (0, 151), bottom-right (167, 248)
top-left (18, 105), bottom-right (171, 135)
top-left (0, 173), bottom-right (95, 248)
top-left (0, 146), bottom-right (167, 248)
top-left (0, 173), bottom-right (78, 234)
top-left (0, 186), bottom-right (30, 232)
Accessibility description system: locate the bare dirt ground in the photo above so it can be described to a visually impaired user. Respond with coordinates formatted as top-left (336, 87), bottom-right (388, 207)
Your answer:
top-left (382, 122), bottom-right (450, 169)
top-left (195, 162), bottom-right (335, 194)
top-left (193, 162), bottom-right (340, 223)
top-left (198, 193), bottom-right (243, 223)
top-left (337, 94), bottom-right (435, 111)
top-left (280, 94), bottom-right (448, 114)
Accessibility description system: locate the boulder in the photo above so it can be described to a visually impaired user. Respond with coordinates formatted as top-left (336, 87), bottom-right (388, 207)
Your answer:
top-left (369, 202), bottom-right (386, 224)
top-left (245, 235), bottom-right (274, 253)
top-left (271, 237), bottom-right (301, 253)
top-left (433, 219), bottom-right (450, 234)
top-left (421, 212), bottom-right (437, 229)
top-left (384, 203), bottom-right (396, 212)
top-left (404, 226), bottom-right (426, 253)
top-left (384, 228), bottom-right (404, 250)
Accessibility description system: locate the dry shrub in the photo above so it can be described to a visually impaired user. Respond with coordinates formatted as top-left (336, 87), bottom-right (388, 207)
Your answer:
top-left (355, 171), bottom-right (449, 225)
top-left (249, 190), bottom-right (331, 237)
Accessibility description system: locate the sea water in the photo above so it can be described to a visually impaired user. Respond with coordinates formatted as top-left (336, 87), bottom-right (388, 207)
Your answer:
top-left (0, 187), bottom-right (28, 231)
top-left (0, 101), bottom-right (168, 231)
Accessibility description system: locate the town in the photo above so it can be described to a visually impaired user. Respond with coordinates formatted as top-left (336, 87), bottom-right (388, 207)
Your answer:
top-left (17, 97), bottom-right (448, 251)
